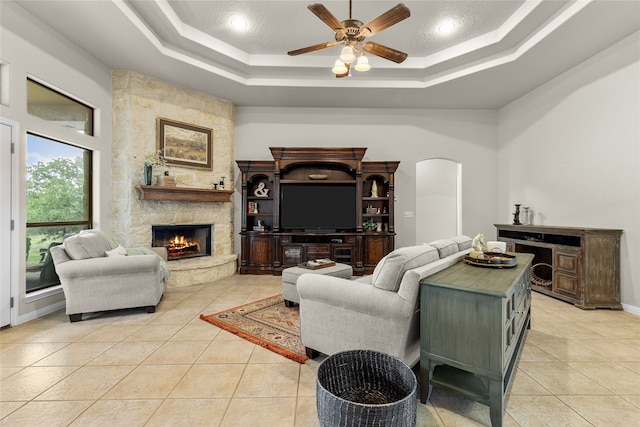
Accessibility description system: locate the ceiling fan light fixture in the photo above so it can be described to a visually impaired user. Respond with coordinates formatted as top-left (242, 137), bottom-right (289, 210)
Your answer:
top-left (332, 59), bottom-right (348, 74)
top-left (289, 1), bottom-right (410, 77)
top-left (354, 55), bottom-right (370, 72)
top-left (339, 46), bottom-right (356, 63)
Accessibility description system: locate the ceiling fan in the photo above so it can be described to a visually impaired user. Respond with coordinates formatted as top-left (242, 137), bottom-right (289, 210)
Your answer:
top-left (287, 1), bottom-right (410, 77)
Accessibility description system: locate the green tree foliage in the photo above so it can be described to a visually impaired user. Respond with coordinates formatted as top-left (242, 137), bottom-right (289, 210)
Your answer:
top-left (26, 157), bottom-right (86, 223)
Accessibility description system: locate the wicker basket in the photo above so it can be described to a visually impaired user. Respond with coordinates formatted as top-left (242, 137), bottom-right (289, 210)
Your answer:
top-left (316, 350), bottom-right (417, 427)
top-left (531, 263), bottom-right (553, 287)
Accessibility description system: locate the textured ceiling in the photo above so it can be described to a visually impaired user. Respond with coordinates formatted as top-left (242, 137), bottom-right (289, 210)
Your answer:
top-left (10, 0), bottom-right (640, 109)
top-left (164, 1), bottom-right (523, 56)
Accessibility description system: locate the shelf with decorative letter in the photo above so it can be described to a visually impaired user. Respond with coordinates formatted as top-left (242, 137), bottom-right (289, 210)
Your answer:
top-left (135, 185), bottom-right (233, 202)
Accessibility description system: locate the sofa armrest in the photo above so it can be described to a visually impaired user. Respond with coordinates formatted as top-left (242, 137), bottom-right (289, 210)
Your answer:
top-left (54, 254), bottom-right (160, 280)
top-left (297, 274), bottom-right (413, 322)
top-left (150, 246), bottom-right (168, 261)
top-left (49, 245), bottom-right (71, 265)
top-left (126, 247), bottom-right (170, 280)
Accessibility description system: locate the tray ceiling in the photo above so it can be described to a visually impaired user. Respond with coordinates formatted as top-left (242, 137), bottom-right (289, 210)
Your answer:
top-left (11, 0), bottom-right (640, 109)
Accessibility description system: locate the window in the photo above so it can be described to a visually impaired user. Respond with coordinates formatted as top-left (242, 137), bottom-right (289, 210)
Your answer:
top-left (27, 78), bottom-right (94, 135)
top-left (0, 62), bottom-right (8, 106)
top-left (25, 133), bottom-right (92, 293)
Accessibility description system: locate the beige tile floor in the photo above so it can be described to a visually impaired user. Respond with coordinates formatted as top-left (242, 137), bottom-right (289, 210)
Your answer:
top-left (1, 274), bottom-right (639, 426)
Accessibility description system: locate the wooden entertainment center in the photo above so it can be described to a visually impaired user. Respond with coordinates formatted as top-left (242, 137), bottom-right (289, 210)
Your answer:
top-left (237, 147), bottom-right (399, 275)
top-left (495, 224), bottom-right (622, 309)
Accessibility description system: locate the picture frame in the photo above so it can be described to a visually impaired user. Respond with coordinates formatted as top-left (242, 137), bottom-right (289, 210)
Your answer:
top-left (157, 118), bottom-right (213, 170)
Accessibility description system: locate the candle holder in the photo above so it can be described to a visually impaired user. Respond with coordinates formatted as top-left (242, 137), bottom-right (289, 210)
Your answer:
top-left (513, 204), bottom-right (522, 225)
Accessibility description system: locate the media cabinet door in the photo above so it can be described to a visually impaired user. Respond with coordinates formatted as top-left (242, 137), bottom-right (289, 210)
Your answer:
top-left (362, 234), bottom-right (391, 273)
top-left (244, 234), bottom-right (272, 273)
top-left (554, 247), bottom-right (581, 300)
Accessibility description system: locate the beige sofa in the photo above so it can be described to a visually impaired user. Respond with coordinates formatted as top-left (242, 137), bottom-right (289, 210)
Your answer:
top-left (297, 235), bottom-right (472, 367)
top-left (50, 230), bottom-right (169, 322)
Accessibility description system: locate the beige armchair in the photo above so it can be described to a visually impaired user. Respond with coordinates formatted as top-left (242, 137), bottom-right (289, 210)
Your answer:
top-left (50, 230), bottom-right (169, 322)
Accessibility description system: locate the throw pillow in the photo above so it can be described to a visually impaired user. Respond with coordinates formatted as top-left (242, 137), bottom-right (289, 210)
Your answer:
top-left (451, 235), bottom-right (472, 251)
top-left (428, 239), bottom-right (459, 258)
top-left (64, 232), bottom-right (113, 260)
top-left (371, 245), bottom-right (439, 292)
top-left (106, 244), bottom-right (128, 257)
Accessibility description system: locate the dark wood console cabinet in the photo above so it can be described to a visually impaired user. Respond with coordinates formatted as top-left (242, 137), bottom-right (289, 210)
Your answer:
top-left (237, 148), bottom-right (399, 275)
top-left (495, 224), bottom-right (622, 309)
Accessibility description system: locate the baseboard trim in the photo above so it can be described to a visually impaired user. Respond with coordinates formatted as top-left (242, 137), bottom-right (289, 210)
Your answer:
top-left (17, 300), bottom-right (66, 325)
top-left (622, 303), bottom-right (640, 316)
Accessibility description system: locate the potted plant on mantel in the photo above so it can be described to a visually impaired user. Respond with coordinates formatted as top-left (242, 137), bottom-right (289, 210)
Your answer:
top-left (363, 218), bottom-right (378, 232)
top-left (144, 150), bottom-right (166, 185)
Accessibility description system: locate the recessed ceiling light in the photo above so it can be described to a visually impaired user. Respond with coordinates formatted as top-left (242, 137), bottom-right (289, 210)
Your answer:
top-left (230, 17), bottom-right (248, 31)
top-left (437, 19), bottom-right (457, 35)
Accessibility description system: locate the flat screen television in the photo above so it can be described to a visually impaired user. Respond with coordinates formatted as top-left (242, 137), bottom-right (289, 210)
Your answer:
top-left (280, 183), bottom-right (357, 231)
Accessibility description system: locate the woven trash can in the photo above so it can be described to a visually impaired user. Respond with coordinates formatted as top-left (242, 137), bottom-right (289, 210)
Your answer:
top-left (316, 350), bottom-right (417, 427)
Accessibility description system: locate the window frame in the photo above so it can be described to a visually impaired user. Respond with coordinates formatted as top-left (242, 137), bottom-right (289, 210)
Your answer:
top-left (26, 77), bottom-right (95, 136)
top-left (25, 133), bottom-right (93, 294)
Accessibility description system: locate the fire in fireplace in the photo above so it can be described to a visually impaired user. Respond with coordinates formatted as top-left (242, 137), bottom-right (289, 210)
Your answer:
top-left (152, 224), bottom-right (212, 261)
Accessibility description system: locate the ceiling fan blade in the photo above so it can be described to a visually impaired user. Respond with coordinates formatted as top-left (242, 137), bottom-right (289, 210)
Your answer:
top-left (336, 63), bottom-right (350, 78)
top-left (288, 41), bottom-right (339, 56)
top-left (363, 41), bottom-right (408, 63)
top-left (308, 3), bottom-right (346, 32)
top-left (359, 3), bottom-right (410, 38)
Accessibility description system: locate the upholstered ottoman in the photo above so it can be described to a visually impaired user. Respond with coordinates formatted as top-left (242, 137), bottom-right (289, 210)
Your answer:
top-left (282, 263), bottom-right (353, 307)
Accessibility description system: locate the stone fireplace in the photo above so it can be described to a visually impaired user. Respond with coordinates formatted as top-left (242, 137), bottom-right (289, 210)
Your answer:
top-left (111, 70), bottom-right (238, 287)
top-left (152, 224), bottom-right (212, 260)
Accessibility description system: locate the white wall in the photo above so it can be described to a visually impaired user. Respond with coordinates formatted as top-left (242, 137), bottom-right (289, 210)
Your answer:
top-left (0, 1), bottom-right (113, 323)
top-left (498, 32), bottom-right (640, 311)
top-left (235, 107), bottom-right (499, 251)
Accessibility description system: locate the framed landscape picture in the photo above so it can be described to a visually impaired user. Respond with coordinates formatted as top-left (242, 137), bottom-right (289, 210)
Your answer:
top-left (157, 118), bottom-right (213, 169)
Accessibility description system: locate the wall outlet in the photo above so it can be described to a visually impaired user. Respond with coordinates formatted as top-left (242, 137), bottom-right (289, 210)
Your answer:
top-left (404, 211), bottom-right (414, 218)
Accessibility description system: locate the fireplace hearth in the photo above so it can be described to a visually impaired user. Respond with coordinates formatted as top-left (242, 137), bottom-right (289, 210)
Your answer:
top-left (152, 224), bottom-right (212, 261)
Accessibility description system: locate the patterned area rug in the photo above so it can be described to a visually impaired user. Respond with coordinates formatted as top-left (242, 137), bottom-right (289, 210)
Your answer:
top-left (200, 294), bottom-right (308, 363)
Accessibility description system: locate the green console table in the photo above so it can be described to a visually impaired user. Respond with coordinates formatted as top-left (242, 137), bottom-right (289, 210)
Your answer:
top-left (419, 253), bottom-right (534, 427)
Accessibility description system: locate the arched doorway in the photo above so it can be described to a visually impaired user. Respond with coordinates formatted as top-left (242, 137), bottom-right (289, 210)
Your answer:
top-left (416, 158), bottom-right (461, 243)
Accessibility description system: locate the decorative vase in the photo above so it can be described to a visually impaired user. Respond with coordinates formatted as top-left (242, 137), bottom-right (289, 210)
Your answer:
top-left (523, 207), bottom-right (530, 225)
top-left (144, 164), bottom-right (152, 185)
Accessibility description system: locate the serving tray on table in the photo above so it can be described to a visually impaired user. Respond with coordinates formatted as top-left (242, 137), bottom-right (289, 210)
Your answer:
top-left (463, 252), bottom-right (517, 268)
top-left (298, 259), bottom-right (336, 270)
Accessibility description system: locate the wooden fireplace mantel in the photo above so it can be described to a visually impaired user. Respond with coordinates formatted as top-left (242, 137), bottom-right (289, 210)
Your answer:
top-left (135, 185), bottom-right (233, 202)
